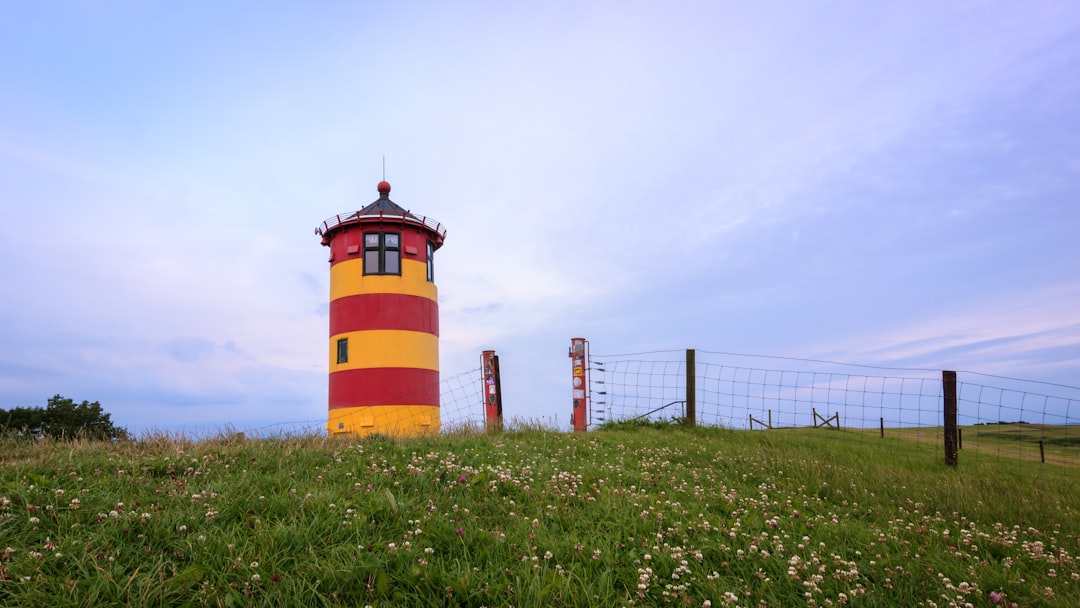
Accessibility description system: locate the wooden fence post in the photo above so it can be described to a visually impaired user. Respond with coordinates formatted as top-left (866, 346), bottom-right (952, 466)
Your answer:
top-left (943, 370), bottom-right (958, 467)
top-left (685, 349), bottom-right (696, 427)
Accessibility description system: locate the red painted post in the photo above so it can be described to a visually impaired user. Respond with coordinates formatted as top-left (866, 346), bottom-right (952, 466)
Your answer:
top-left (569, 338), bottom-right (589, 432)
top-left (482, 350), bottom-right (502, 430)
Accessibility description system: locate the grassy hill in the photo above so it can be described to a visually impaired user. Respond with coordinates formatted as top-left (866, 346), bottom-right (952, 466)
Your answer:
top-left (1, 424), bottom-right (1077, 606)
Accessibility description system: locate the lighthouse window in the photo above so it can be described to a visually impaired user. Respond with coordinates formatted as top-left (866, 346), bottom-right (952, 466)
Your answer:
top-left (336, 338), bottom-right (348, 364)
top-left (385, 233), bottom-right (400, 274)
top-left (426, 241), bottom-right (435, 282)
top-left (363, 231), bottom-right (402, 276)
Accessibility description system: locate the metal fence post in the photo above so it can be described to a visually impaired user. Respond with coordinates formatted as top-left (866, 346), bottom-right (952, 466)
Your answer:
top-left (482, 350), bottom-right (503, 431)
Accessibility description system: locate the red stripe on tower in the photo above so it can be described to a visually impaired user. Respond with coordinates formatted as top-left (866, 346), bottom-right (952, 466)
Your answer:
top-left (329, 293), bottom-right (439, 335)
top-left (329, 368), bottom-right (441, 408)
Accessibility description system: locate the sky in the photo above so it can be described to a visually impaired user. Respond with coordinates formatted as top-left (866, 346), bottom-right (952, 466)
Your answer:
top-left (1, 1), bottom-right (1079, 434)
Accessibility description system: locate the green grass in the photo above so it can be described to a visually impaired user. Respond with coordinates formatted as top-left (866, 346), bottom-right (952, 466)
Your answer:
top-left (850, 423), bottom-right (1080, 468)
top-left (1, 425), bottom-right (1077, 607)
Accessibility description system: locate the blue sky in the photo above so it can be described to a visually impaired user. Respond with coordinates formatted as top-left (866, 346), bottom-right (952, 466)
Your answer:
top-left (1, 1), bottom-right (1078, 433)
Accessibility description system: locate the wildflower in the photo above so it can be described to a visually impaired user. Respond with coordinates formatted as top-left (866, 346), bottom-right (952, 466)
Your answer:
top-left (456, 527), bottom-right (464, 537)
top-left (29, 517), bottom-right (40, 525)
top-left (989, 591), bottom-right (1003, 604)
top-left (250, 561), bottom-right (259, 568)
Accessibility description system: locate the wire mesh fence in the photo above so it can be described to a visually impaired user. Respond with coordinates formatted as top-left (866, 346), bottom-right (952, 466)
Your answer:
top-left (202, 344), bottom-right (1076, 479)
top-left (232, 368), bottom-right (485, 438)
top-left (591, 349), bottom-right (1079, 473)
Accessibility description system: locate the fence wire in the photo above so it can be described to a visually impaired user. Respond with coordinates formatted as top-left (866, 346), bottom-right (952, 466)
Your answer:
top-left (232, 368), bottom-right (485, 438)
top-left (592, 350), bottom-right (1079, 473)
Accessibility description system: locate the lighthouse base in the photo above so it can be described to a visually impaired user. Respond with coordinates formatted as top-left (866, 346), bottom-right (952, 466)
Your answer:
top-left (327, 405), bottom-right (441, 438)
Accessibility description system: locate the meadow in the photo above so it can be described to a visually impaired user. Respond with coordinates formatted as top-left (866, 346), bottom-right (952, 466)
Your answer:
top-left (1, 424), bottom-right (1076, 607)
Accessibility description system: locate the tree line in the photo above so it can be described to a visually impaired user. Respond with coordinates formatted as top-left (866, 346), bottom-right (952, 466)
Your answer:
top-left (0, 395), bottom-right (128, 440)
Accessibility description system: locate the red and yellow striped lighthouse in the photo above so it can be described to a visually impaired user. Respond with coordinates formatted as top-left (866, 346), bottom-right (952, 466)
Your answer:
top-left (316, 181), bottom-right (446, 436)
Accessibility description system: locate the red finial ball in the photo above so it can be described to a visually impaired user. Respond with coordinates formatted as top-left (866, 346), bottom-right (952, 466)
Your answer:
top-left (377, 180), bottom-right (391, 194)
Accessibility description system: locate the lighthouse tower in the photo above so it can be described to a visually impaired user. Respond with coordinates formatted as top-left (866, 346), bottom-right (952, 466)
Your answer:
top-left (316, 181), bottom-right (446, 436)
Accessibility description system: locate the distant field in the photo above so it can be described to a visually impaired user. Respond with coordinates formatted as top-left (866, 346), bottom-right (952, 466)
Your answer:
top-left (846, 423), bottom-right (1080, 468)
top-left (1, 424), bottom-right (1077, 606)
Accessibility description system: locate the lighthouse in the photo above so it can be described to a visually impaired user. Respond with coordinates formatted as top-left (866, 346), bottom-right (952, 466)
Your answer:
top-left (316, 181), bottom-right (446, 436)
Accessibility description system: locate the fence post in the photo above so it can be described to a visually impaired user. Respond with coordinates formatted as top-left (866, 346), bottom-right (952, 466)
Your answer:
top-left (685, 348), bottom-right (696, 427)
top-left (482, 350), bottom-right (503, 431)
top-left (943, 370), bottom-right (958, 467)
top-left (569, 338), bottom-right (590, 432)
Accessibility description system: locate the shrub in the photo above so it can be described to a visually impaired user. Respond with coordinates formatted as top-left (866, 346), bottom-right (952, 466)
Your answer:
top-left (0, 394), bottom-right (127, 440)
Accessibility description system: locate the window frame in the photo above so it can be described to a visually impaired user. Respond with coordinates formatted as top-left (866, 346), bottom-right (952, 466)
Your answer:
top-left (426, 240), bottom-right (435, 282)
top-left (362, 231), bottom-right (403, 276)
top-left (336, 337), bottom-right (349, 364)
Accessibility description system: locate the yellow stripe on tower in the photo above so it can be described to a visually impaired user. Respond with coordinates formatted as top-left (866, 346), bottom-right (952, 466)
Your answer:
top-left (328, 405), bottom-right (440, 437)
top-left (329, 329), bottom-right (439, 372)
top-left (330, 258), bottom-right (438, 302)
